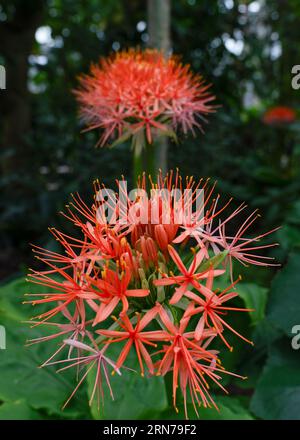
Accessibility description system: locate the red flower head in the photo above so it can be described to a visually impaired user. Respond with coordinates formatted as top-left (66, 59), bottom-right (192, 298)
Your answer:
top-left (75, 49), bottom-right (215, 151)
top-left (26, 171), bottom-right (278, 418)
top-left (263, 106), bottom-right (296, 125)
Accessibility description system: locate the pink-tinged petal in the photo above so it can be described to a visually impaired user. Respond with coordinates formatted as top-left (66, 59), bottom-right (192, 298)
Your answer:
top-left (76, 292), bottom-right (100, 300)
top-left (158, 349), bottom-right (174, 375)
top-left (96, 329), bottom-right (128, 338)
top-left (118, 312), bottom-right (134, 331)
top-left (126, 289), bottom-right (149, 297)
top-left (93, 296), bottom-right (120, 325)
top-left (194, 282), bottom-right (215, 299)
top-left (180, 301), bottom-right (195, 332)
top-left (172, 230), bottom-right (190, 244)
top-left (194, 314), bottom-right (206, 341)
top-left (116, 339), bottom-right (133, 368)
top-left (169, 284), bottom-right (188, 305)
top-left (189, 248), bottom-right (206, 273)
top-left (158, 305), bottom-right (177, 334)
top-left (206, 268), bottom-right (214, 291)
top-left (219, 292), bottom-right (239, 303)
top-left (137, 341), bottom-right (154, 374)
top-left (63, 339), bottom-right (97, 353)
top-left (184, 290), bottom-right (206, 306)
top-left (141, 330), bottom-right (171, 340)
top-left (139, 306), bottom-right (160, 330)
top-left (153, 278), bottom-right (176, 286)
top-left (168, 245), bottom-right (187, 274)
top-left (121, 295), bottom-right (129, 313)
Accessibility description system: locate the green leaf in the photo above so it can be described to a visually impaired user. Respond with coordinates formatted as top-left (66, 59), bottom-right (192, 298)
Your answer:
top-left (0, 277), bottom-right (91, 419)
top-left (0, 315), bottom-right (90, 419)
top-left (0, 277), bottom-right (34, 321)
top-left (237, 283), bottom-right (268, 325)
top-left (161, 396), bottom-right (254, 420)
top-left (88, 342), bottom-right (168, 420)
top-left (0, 277), bottom-right (54, 321)
top-left (198, 250), bottom-right (228, 272)
top-left (251, 340), bottom-right (300, 420)
top-left (0, 400), bottom-right (43, 420)
top-left (277, 225), bottom-right (300, 251)
top-left (267, 250), bottom-right (300, 335)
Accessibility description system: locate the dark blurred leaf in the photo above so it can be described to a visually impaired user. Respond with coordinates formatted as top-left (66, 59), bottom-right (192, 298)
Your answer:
top-left (0, 400), bottom-right (43, 420)
top-left (161, 396), bottom-right (254, 420)
top-left (250, 340), bottom-right (300, 420)
top-left (267, 250), bottom-right (300, 335)
top-left (237, 283), bottom-right (268, 325)
top-left (0, 277), bottom-right (91, 419)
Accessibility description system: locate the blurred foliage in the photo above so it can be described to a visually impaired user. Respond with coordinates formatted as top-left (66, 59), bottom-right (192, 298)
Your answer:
top-left (0, 0), bottom-right (300, 420)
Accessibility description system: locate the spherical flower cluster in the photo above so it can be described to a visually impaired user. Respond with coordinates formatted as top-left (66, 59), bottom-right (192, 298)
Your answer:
top-left (75, 49), bottom-right (215, 152)
top-left (263, 106), bottom-right (296, 125)
top-left (26, 171), bottom-right (278, 418)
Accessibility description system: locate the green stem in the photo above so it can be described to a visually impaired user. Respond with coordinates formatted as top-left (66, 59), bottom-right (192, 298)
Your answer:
top-left (133, 148), bottom-right (143, 184)
top-left (133, 141), bottom-right (158, 184)
top-left (164, 371), bottom-right (174, 408)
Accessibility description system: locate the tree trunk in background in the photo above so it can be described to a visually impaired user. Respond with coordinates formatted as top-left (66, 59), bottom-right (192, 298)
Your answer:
top-left (147, 0), bottom-right (171, 176)
top-left (0, 1), bottom-right (45, 177)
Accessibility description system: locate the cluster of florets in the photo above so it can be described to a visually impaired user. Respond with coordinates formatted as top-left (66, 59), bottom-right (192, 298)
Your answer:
top-left (26, 171), bottom-right (277, 418)
top-left (75, 49), bottom-right (215, 152)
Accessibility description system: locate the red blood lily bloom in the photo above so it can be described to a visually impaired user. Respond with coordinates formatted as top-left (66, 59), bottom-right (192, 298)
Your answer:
top-left (263, 106), bottom-right (296, 125)
top-left (75, 49), bottom-right (215, 150)
top-left (91, 266), bottom-right (149, 325)
top-left (185, 271), bottom-right (254, 349)
top-left (154, 245), bottom-right (224, 304)
top-left (154, 303), bottom-right (243, 418)
top-left (25, 261), bottom-right (99, 324)
top-left (97, 306), bottom-right (165, 375)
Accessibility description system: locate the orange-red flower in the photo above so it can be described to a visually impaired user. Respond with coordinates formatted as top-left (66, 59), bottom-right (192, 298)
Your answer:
top-left (154, 303), bottom-right (243, 418)
top-left (263, 106), bottom-right (296, 125)
top-left (75, 49), bottom-right (215, 149)
top-left (97, 307), bottom-right (164, 375)
top-left (185, 270), bottom-right (253, 349)
top-left (154, 245), bottom-right (224, 304)
top-left (26, 171), bottom-right (277, 418)
top-left (90, 266), bottom-right (149, 324)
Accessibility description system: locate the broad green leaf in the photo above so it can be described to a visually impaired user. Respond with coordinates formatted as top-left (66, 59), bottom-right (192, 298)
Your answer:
top-left (276, 224), bottom-right (300, 251)
top-left (0, 277), bottom-right (55, 321)
top-left (267, 251), bottom-right (300, 335)
top-left (251, 340), bottom-right (300, 420)
top-left (237, 283), bottom-right (268, 324)
top-left (88, 342), bottom-right (168, 420)
top-left (0, 400), bottom-right (43, 420)
top-left (161, 396), bottom-right (254, 420)
top-left (0, 315), bottom-right (90, 419)
top-left (0, 277), bottom-right (91, 419)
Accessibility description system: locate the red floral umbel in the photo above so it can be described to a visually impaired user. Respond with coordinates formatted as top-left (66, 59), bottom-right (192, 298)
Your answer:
top-left (75, 49), bottom-right (215, 151)
top-left (263, 106), bottom-right (296, 125)
top-left (26, 171), bottom-right (278, 418)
